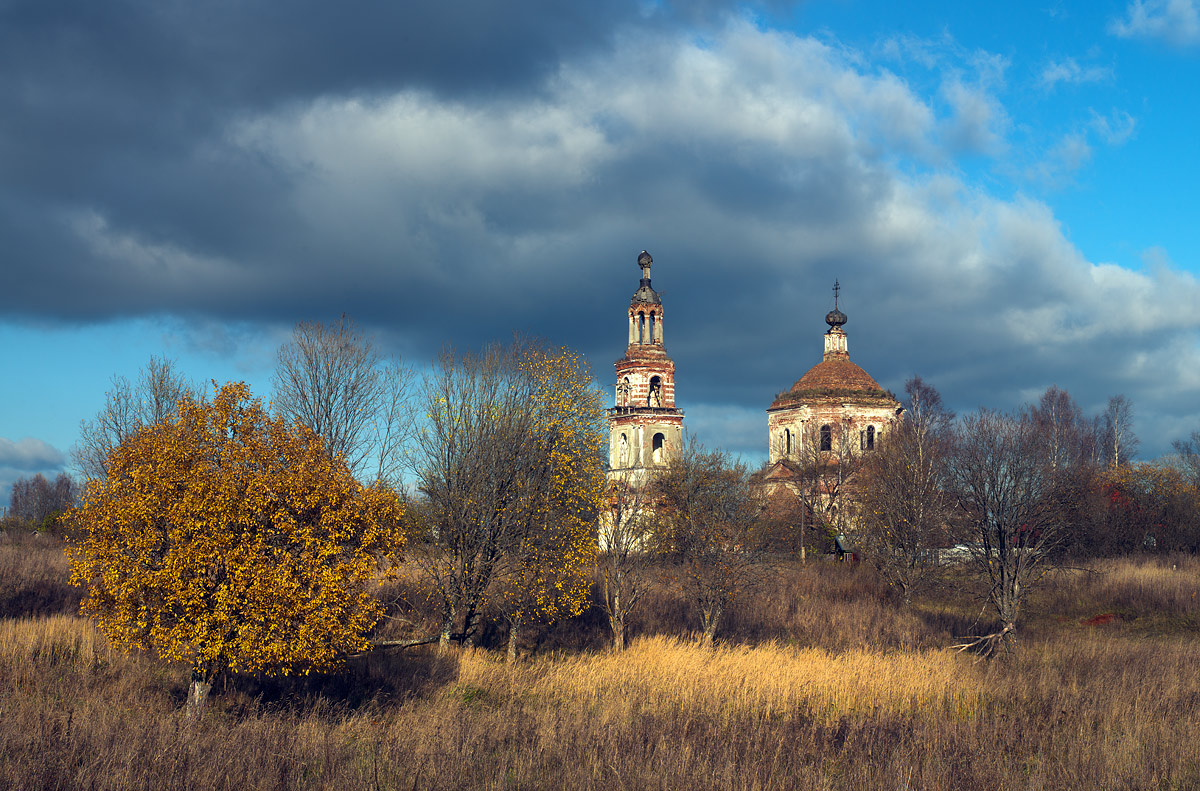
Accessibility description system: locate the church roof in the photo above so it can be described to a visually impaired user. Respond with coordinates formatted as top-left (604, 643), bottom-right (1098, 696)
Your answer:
top-left (631, 250), bottom-right (661, 305)
top-left (769, 357), bottom-right (893, 410)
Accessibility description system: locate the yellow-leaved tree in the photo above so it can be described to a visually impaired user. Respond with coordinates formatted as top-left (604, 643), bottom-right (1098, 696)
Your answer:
top-left (492, 346), bottom-right (604, 661)
top-left (415, 339), bottom-right (604, 654)
top-left (67, 382), bottom-right (405, 716)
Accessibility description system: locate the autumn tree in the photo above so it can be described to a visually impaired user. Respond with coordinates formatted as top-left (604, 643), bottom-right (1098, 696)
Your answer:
top-left (272, 316), bottom-right (414, 484)
top-left (946, 409), bottom-right (1064, 657)
top-left (491, 347), bottom-right (604, 661)
top-left (413, 340), bottom-right (604, 651)
top-left (1100, 462), bottom-right (1200, 553)
top-left (855, 376), bottom-right (955, 605)
top-left (597, 473), bottom-right (658, 651)
top-left (73, 355), bottom-right (196, 480)
top-left (654, 439), bottom-right (763, 647)
top-left (67, 382), bottom-right (405, 717)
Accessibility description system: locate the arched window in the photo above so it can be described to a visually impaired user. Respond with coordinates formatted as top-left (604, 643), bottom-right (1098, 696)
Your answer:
top-left (652, 432), bottom-right (665, 464)
top-left (618, 376), bottom-right (630, 406)
top-left (785, 428), bottom-right (792, 456)
top-left (648, 376), bottom-right (662, 407)
top-left (820, 424), bottom-right (832, 452)
top-left (648, 311), bottom-right (656, 344)
top-left (866, 425), bottom-right (875, 450)
top-left (619, 433), bottom-right (628, 466)
top-left (637, 312), bottom-right (646, 343)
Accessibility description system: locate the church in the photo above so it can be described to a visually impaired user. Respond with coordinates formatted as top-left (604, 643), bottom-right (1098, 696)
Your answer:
top-left (760, 281), bottom-right (903, 474)
top-left (605, 251), bottom-right (685, 488)
top-left (605, 251), bottom-right (903, 532)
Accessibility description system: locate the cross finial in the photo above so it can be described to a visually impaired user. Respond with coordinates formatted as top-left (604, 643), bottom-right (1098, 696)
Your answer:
top-left (832, 279), bottom-right (840, 309)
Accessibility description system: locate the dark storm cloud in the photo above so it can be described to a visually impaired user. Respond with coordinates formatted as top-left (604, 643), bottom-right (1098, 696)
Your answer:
top-left (0, 0), bottom-right (764, 321)
top-left (4, 7), bottom-right (1199, 462)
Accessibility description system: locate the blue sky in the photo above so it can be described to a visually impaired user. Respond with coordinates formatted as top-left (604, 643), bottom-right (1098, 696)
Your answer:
top-left (2, 0), bottom-right (1199, 502)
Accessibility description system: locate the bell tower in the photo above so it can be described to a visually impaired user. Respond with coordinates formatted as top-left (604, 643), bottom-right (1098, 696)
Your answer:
top-left (608, 251), bottom-right (685, 484)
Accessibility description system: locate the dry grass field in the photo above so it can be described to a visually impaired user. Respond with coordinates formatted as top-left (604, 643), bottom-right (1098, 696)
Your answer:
top-left (2, 531), bottom-right (1199, 790)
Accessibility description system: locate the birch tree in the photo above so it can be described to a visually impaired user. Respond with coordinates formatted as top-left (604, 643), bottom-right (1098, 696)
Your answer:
top-left (654, 440), bottom-right (763, 647)
top-left (597, 474), bottom-right (657, 651)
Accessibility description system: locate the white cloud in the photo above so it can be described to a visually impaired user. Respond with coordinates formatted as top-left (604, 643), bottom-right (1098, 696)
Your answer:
top-left (68, 210), bottom-right (255, 297)
top-left (1038, 57), bottom-right (1113, 90)
top-left (1110, 0), bottom-right (1200, 47)
top-left (0, 439), bottom-right (67, 505)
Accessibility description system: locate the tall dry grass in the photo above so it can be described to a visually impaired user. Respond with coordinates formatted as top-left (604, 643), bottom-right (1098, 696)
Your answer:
top-left (0, 530), bottom-right (80, 618)
top-left (2, 537), bottom-right (1200, 789)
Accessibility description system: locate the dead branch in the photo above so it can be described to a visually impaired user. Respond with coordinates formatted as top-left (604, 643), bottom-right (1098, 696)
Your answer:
top-left (952, 622), bottom-right (1015, 660)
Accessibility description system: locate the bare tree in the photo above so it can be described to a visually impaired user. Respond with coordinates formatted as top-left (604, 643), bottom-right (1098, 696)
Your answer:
top-left (855, 376), bottom-right (955, 605)
top-left (1172, 431), bottom-right (1200, 486)
top-left (72, 355), bottom-right (196, 480)
top-left (946, 409), bottom-right (1064, 657)
top-left (1102, 395), bottom-right (1139, 468)
top-left (787, 419), bottom-right (859, 554)
top-left (413, 340), bottom-right (605, 650)
top-left (1028, 385), bottom-right (1090, 470)
top-left (597, 473), bottom-right (658, 651)
top-left (272, 317), bottom-right (414, 483)
top-left (653, 439), bottom-right (764, 647)
top-left (8, 472), bottom-right (80, 531)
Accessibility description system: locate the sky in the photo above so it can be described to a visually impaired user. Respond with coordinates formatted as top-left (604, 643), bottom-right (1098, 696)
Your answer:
top-left (2, 0), bottom-right (1200, 502)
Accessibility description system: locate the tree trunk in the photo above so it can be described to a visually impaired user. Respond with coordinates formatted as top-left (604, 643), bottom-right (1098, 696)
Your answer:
top-left (461, 605), bottom-right (478, 647)
top-left (699, 604), bottom-right (721, 649)
top-left (506, 620), bottom-right (520, 664)
top-left (611, 612), bottom-right (626, 652)
top-left (185, 669), bottom-right (212, 719)
top-left (438, 603), bottom-right (456, 652)
top-left (800, 508), bottom-right (806, 563)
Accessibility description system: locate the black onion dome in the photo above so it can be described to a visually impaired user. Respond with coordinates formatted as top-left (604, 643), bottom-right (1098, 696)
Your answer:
top-left (825, 307), bottom-right (847, 329)
top-left (631, 250), bottom-right (661, 304)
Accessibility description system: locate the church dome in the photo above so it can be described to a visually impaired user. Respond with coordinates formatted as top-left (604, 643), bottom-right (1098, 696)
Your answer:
top-left (631, 250), bottom-right (661, 304)
top-left (768, 356), bottom-right (892, 410)
top-left (782, 357), bottom-right (888, 398)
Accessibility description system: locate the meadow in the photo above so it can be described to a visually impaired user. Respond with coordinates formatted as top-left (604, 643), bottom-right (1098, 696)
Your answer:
top-left (2, 531), bottom-right (1199, 790)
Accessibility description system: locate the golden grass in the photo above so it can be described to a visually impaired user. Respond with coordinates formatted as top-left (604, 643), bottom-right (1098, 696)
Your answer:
top-left (454, 635), bottom-right (988, 724)
top-left (1088, 555), bottom-right (1200, 612)
top-left (3, 538), bottom-right (1200, 789)
top-left (0, 614), bottom-right (115, 666)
